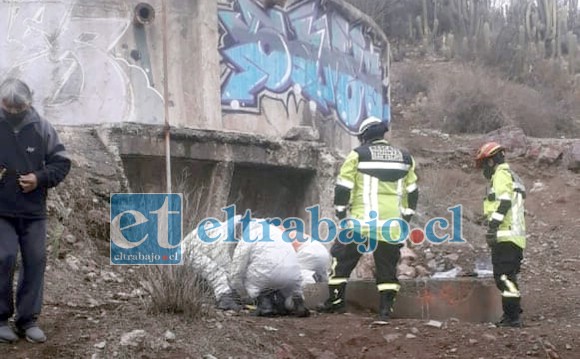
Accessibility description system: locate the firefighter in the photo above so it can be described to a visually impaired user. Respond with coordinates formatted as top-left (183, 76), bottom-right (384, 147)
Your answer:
top-left (321, 116), bottom-right (419, 321)
top-left (475, 142), bottom-right (526, 328)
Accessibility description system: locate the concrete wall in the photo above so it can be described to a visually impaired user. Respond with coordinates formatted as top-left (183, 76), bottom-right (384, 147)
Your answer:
top-left (1, 0), bottom-right (389, 154)
top-left (0, 0), bottom-right (222, 128)
top-left (1, 0), bottom-right (161, 125)
top-left (218, 0), bottom-right (391, 153)
top-left (101, 123), bottom-right (340, 229)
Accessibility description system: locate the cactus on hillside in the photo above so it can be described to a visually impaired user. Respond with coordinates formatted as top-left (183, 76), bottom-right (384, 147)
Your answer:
top-left (568, 31), bottom-right (577, 75)
top-left (416, 15), bottom-right (424, 41)
top-left (538, 39), bottom-right (546, 59)
top-left (422, 0), bottom-right (430, 39)
top-left (432, 0), bottom-right (439, 44)
top-left (448, 33), bottom-right (456, 58)
top-left (482, 21), bottom-right (491, 52)
top-left (559, 8), bottom-right (569, 57)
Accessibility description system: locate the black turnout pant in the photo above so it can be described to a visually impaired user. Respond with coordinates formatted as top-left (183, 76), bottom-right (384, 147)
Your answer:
top-left (492, 241), bottom-right (524, 318)
top-left (330, 238), bottom-right (401, 290)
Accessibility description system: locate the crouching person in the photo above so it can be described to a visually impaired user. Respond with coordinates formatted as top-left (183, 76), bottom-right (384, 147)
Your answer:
top-left (229, 220), bottom-right (309, 317)
top-left (182, 218), bottom-right (242, 312)
top-left (281, 227), bottom-right (331, 285)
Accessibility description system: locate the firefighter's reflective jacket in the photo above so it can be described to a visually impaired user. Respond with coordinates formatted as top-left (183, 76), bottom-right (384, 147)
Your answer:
top-left (484, 163), bottom-right (526, 249)
top-left (334, 139), bottom-right (418, 241)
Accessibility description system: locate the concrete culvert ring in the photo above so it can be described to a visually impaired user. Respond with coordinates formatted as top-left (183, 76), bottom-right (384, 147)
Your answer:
top-left (134, 3), bottom-right (155, 25)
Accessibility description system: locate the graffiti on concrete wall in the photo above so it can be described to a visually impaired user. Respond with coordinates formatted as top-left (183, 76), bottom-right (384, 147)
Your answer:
top-left (0, 1), bottom-right (164, 125)
top-left (218, 0), bottom-right (390, 134)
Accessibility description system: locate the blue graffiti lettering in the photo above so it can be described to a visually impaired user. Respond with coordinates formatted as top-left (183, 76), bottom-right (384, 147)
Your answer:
top-left (221, 33), bottom-right (293, 105)
top-left (218, 0), bottom-right (390, 133)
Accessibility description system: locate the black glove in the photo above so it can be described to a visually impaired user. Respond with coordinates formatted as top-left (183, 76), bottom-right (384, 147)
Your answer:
top-left (488, 219), bottom-right (501, 231)
top-left (485, 228), bottom-right (497, 247)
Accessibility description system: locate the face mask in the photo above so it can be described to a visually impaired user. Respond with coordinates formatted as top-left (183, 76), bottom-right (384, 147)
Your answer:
top-left (1, 109), bottom-right (27, 123)
top-left (483, 161), bottom-right (494, 180)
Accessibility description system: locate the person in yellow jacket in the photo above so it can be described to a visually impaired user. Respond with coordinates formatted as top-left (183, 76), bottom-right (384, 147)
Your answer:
top-left (476, 142), bottom-right (526, 328)
top-left (320, 116), bottom-right (419, 321)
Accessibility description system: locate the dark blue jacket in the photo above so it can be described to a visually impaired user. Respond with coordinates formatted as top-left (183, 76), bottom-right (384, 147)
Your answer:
top-left (0, 108), bottom-right (71, 219)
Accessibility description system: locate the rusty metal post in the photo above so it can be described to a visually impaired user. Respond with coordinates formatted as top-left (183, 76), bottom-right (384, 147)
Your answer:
top-left (161, 0), bottom-right (172, 194)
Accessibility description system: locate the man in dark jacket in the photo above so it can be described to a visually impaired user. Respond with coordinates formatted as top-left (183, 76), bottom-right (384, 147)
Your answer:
top-left (0, 79), bottom-right (71, 343)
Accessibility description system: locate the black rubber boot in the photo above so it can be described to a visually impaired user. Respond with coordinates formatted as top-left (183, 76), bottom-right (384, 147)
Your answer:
top-left (255, 291), bottom-right (275, 317)
top-left (378, 290), bottom-right (397, 321)
top-left (271, 290), bottom-right (289, 316)
top-left (496, 297), bottom-right (523, 328)
top-left (319, 283), bottom-right (347, 313)
top-left (291, 295), bottom-right (310, 318)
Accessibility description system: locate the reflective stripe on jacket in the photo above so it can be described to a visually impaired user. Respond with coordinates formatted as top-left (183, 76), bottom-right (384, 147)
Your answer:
top-left (483, 163), bottom-right (526, 249)
top-left (336, 139), bottom-right (418, 241)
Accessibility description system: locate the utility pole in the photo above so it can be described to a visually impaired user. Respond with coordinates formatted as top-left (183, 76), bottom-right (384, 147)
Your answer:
top-left (161, 0), bottom-right (172, 194)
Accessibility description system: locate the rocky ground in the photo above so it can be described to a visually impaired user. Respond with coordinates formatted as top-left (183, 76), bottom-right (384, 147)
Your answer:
top-left (3, 60), bottom-right (580, 358)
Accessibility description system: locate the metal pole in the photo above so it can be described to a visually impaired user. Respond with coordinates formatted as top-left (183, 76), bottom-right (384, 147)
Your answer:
top-left (162, 0), bottom-right (172, 194)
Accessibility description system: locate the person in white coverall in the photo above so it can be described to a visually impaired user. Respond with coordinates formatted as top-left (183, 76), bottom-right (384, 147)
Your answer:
top-left (280, 226), bottom-right (331, 286)
top-left (182, 217), bottom-right (242, 311)
top-left (229, 220), bottom-right (310, 317)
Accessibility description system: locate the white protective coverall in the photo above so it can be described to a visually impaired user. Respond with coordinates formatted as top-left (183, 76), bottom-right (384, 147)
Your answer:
top-left (229, 220), bottom-right (303, 301)
top-left (182, 217), bottom-right (240, 301)
top-left (296, 240), bottom-right (331, 285)
top-left (280, 227), bottom-right (331, 285)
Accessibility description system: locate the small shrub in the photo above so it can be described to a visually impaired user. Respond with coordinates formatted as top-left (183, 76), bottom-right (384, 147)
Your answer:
top-left (424, 66), bottom-right (507, 134)
top-left (393, 63), bottom-right (431, 103)
top-left (137, 254), bottom-right (213, 319)
top-left (501, 82), bottom-right (557, 138)
top-left (135, 170), bottom-right (213, 319)
top-left (421, 65), bottom-right (578, 137)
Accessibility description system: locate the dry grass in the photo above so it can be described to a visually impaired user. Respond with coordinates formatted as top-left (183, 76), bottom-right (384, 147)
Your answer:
top-left (137, 255), bottom-right (213, 320)
top-left (135, 168), bottom-right (213, 320)
top-left (174, 167), bottom-right (208, 232)
top-left (424, 65), bottom-right (506, 134)
top-left (392, 63), bottom-right (431, 103)
top-left (417, 64), bottom-right (580, 137)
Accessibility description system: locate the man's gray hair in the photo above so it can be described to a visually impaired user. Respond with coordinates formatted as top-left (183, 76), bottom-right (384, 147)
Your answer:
top-left (0, 78), bottom-right (33, 108)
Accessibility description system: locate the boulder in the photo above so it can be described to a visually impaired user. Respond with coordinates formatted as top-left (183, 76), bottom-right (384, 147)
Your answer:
top-left (526, 143), bottom-right (565, 164)
top-left (400, 246), bottom-right (417, 262)
top-left (525, 144), bottom-right (542, 160)
top-left (415, 265), bottom-right (430, 277)
top-left (397, 262), bottom-right (417, 278)
top-left (480, 126), bottom-right (528, 157)
top-left (537, 144), bottom-right (564, 164)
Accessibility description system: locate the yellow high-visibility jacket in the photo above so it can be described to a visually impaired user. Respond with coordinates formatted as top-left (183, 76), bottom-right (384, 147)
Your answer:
top-left (335, 139), bottom-right (418, 242)
top-left (483, 163), bottom-right (526, 249)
